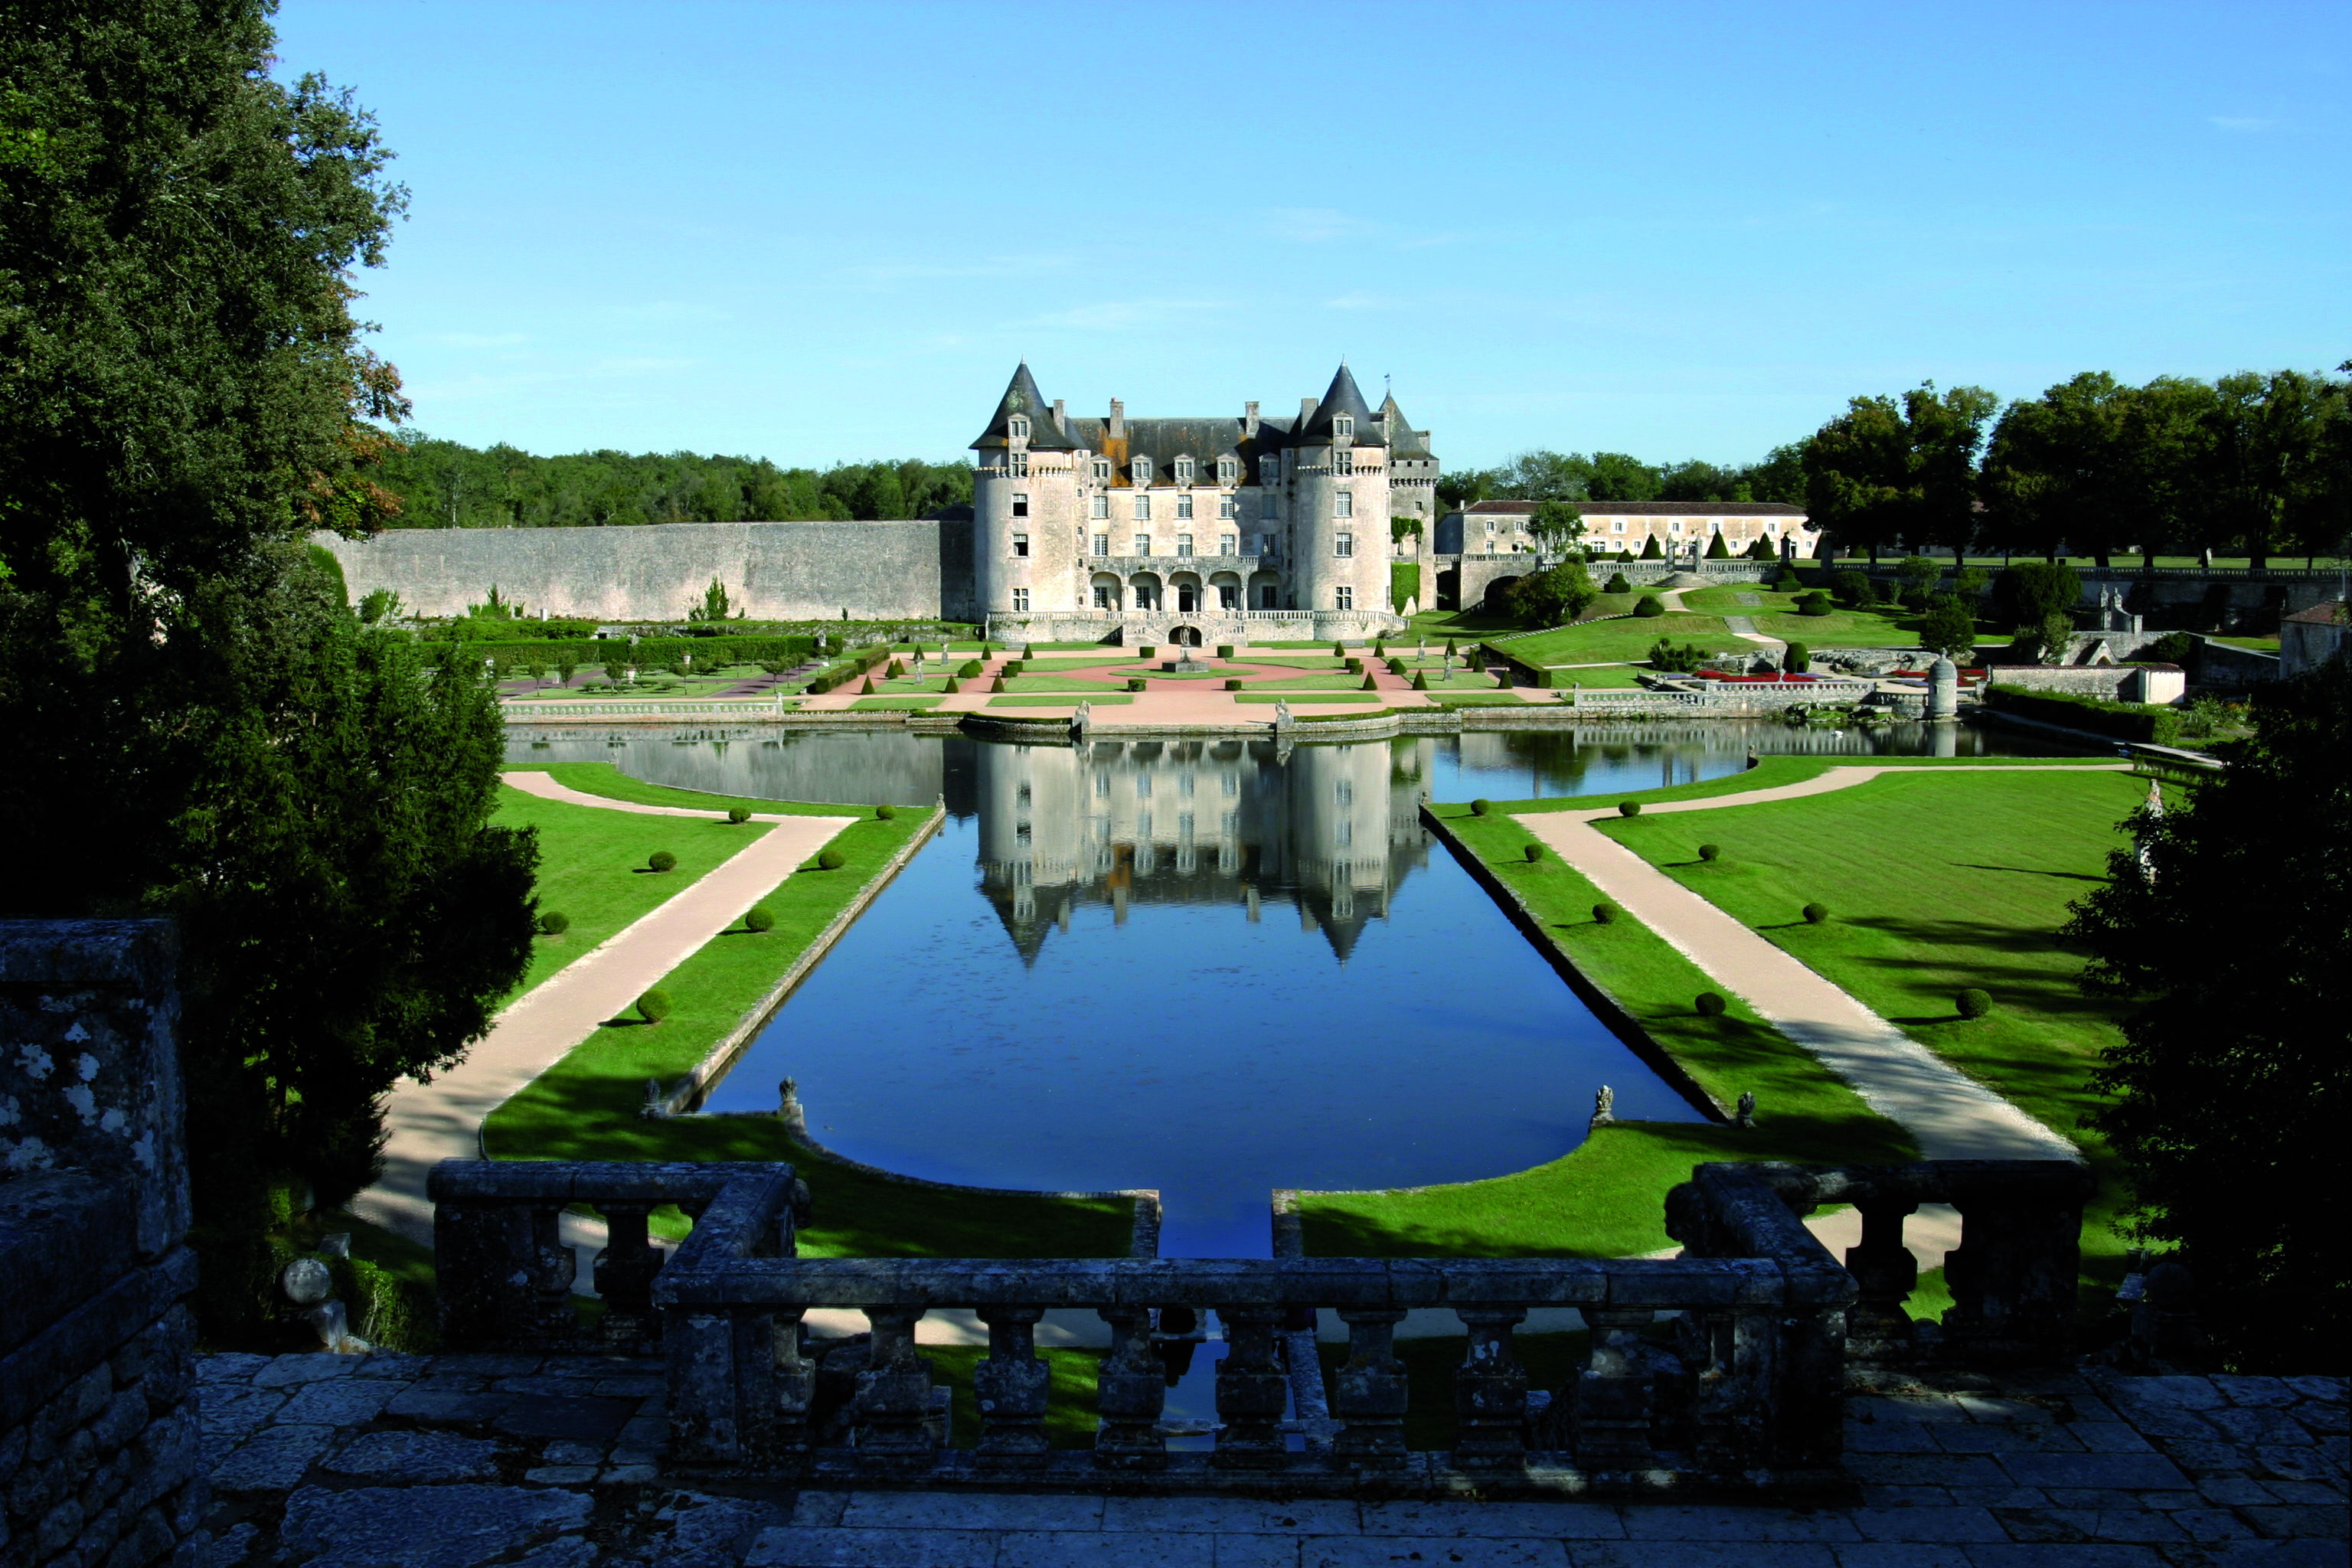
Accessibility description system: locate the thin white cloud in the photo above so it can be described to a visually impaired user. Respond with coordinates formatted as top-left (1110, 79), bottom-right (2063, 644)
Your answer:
top-left (1264, 207), bottom-right (1378, 243)
top-left (1021, 299), bottom-right (1227, 331)
top-left (1325, 292), bottom-right (1401, 311)
top-left (2208, 116), bottom-right (2278, 132)
top-left (841, 255), bottom-right (1075, 283)
top-left (433, 331), bottom-right (529, 348)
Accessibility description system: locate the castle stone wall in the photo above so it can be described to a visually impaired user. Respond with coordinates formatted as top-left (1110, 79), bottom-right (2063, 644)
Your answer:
top-left (315, 518), bottom-right (976, 623)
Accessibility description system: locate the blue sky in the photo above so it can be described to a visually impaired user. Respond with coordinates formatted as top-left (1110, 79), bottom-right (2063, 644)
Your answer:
top-left (272, 1), bottom-right (2347, 471)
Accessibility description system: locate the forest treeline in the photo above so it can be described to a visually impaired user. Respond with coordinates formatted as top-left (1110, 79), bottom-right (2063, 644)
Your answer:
top-left (373, 439), bottom-right (975, 528)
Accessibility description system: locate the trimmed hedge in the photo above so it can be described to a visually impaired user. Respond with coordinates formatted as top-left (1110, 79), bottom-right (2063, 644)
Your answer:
top-left (1984, 684), bottom-right (2181, 744)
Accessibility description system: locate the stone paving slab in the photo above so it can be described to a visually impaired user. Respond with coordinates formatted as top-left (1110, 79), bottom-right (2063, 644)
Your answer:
top-left (189, 1352), bottom-right (2345, 1567)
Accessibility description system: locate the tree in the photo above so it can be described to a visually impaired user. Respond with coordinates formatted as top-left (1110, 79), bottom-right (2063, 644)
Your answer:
top-left (0, 1), bottom-right (536, 1334)
top-left (2061, 654), bottom-right (2349, 1368)
top-left (1896, 556), bottom-right (1942, 598)
top-left (1916, 593), bottom-right (1978, 661)
top-left (1526, 500), bottom-right (1586, 554)
top-left (1992, 562), bottom-right (2082, 629)
top-left (1508, 560), bottom-right (1599, 626)
top-left (2200, 370), bottom-right (2341, 570)
top-left (1803, 383), bottom-right (1996, 564)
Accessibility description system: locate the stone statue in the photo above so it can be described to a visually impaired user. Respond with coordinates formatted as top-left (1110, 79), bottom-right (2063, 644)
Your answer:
top-left (1734, 1091), bottom-right (1756, 1129)
top-left (1590, 1084), bottom-right (1615, 1128)
top-left (1276, 700), bottom-right (1293, 730)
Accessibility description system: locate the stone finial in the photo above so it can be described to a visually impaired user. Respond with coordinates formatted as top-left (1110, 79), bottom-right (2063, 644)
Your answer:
top-left (281, 1257), bottom-right (333, 1306)
top-left (779, 1076), bottom-right (808, 1137)
top-left (1734, 1091), bottom-right (1756, 1128)
top-left (1590, 1085), bottom-right (1615, 1128)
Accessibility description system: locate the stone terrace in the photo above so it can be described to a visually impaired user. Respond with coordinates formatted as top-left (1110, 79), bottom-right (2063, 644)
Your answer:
top-left (194, 1351), bottom-right (2345, 1568)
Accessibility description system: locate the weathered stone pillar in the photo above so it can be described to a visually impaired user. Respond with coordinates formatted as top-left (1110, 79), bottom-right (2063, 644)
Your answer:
top-left (1211, 1305), bottom-right (1289, 1466)
top-left (1329, 1308), bottom-right (1410, 1466)
top-left (853, 1305), bottom-right (938, 1457)
top-left (973, 1305), bottom-right (1051, 1466)
top-left (1092, 1305), bottom-right (1168, 1469)
top-left (1452, 1307), bottom-right (1530, 1468)
top-left (1573, 1308), bottom-right (1656, 1468)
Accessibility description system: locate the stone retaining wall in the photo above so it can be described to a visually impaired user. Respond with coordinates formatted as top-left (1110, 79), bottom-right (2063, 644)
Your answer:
top-left (0, 921), bottom-right (207, 1568)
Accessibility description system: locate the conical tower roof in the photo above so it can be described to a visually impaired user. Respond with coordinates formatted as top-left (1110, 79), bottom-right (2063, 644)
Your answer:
top-left (1295, 363), bottom-right (1386, 446)
top-left (1378, 392), bottom-right (1432, 459)
top-left (971, 362), bottom-right (1083, 450)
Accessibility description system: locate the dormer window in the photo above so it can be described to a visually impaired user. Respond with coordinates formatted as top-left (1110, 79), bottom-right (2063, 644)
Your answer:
top-left (1217, 457), bottom-right (1236, 485)
top-left (1132, 456), bottom-right (1152, 485)
top-left (1093, 459), bottom-right (1112, 482)
top-left (1007, 414), bottom-right (1030, 441)
top-left (1174, 458), bottom-right (1194, 485)
top-left (1334, 414), bottom-right (1354, 439)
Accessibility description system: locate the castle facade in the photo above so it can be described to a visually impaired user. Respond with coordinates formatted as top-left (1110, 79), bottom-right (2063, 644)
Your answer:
top-left (972, 362), bottom-right (1433, 645)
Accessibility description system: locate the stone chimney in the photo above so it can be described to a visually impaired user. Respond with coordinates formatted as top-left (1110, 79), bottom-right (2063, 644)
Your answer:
top-left (1243, 400), bottom-right (1259, 439)
top-left (1051, 399), bottom-right (1065, 428)
top-left (1108, 398), bottom-right (1125, 439)
top-left (1301, 397), bottom-right (1317, 423)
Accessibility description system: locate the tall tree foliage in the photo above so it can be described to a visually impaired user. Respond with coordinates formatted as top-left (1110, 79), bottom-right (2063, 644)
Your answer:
top-left (0, 1), bottom-right (536, 1331)
top-left (1450, 446), bottom-right (1805, 510)
top-left (2063, 655), bottom-right (2350, 1369)
top-left (1801, 382), bottom-right (1998, 564)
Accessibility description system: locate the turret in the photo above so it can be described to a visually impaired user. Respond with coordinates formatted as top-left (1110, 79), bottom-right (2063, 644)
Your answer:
top-left (971, 363), bottom-right (1082, 619)
top-left (1286, 364), bottom-right (1390, 619)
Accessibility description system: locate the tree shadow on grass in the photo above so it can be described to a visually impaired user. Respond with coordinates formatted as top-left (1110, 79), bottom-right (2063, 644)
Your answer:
top-left (1949, 861), bottom-right (2110, 884)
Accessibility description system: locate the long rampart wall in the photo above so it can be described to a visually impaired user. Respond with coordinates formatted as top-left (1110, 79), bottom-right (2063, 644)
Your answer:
top-left (314, 518), bottom-right (978, 623)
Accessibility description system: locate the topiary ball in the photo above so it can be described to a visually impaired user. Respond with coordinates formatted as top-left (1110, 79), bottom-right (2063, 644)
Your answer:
top-left (1955, 988), bottom-right (1992, 1020)
top-left (1695, 991), bottom-right (1728, 1017)
top-left (1224, 678), bottom-right (1242, 691)
top-left (1471, 799), bottom-right (1491, 816)
top-left (1633, 595), bottom-right (1666, 619)
top-left (876, 803), bottom-right (897, 821)
top-left (816, 848), bottom-right (845, 871)
top-left (727, 805), bottom-right (751, 824)
top-left (1127, 678), bottom-right (1145, 692)
top-left (1619, 801), bottom-right (1642, 818)
top-left (1697, 842), bottom-right (1721, 861)
top-left (635, 988), bottom-right (673, 1024)
top-left (1802, 902), bottom-right (1828, 924)
top-left (1523, 842), bottom-right (1544, 863)
top-left (535, 910), bottom-right (570, 936)
top-left (648, 851), bottom-right (678, 873)
top-left (1593, 902), bottom-right (1620, 924)
top-left (743, 905), bottom-right (776, 933)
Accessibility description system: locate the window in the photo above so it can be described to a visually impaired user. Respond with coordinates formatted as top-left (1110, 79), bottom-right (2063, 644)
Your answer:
top-left (1259, 495), bottom-right (1278, 521)
top-left (1008, 415), bottom-right (1029, 440)
top-left (1217, 457), bottom-right (1236, 484)
top-left (1335, 779), bottom-right (1352, 805)
top-left (1335, 492), bottom-right (1353, 518)
top-left (1334, 414), bottom-right (1354, 438)
top-left (1132, 456), bottom-right (1152, 485)
top-left (1096, 773), bottom-right (1109, 799)
top-left (1092, 533), bottom-right (1109, 556)
top-left (1334, 533), bottom-right (1354, 557)
top-left (1011, 493), bottom-right (1029, 518)
top-left (1134, 495), bottom-right (1151, 521)
top-left (1263, 454), bottom-right (1281, 482)
top-left (1133, 532), bottom-right (1150, 555)
top-left (1093, 585), bottom-right (1113, 608)
top-left (1178, 585), bottom-right (1197, 611)
top-left (1217, 583), bottom-right (1237, 609)
top-left (1221, 773), bottom-right (1237, 797)
top-left (1091, 495), bottom-right (1109, 519)
top-left (1335, 449), bottom-right (1354, 475)
top-left (1093, 459), bottom-right (1112, 482)
top-left (1011, 532), bottom-right (1029, 557)
top-left (1174, 459), bottom-right (1194, 484)
top-left (1335, 586), bottom-right (1354, 609)
top-left (1011, 587), bottom-right (1030, 611)
top-left (1612, 520), bottom-right (1626, 534)
top-left (1217, 496), bottom-right (1235, 518)
top-left (1336, 819), bottom-right (1353, 848)
top-left (1177, 494), bottom-right (1194, 519)
top-left (1259, 585), bottom-right (1278, 609)
top-left (1218, 533), bottom-right (1236, 555)
top-left (1176, 533), bottom-right (1194, 556)
top-left (1009, 452), bottom-right (1027, 477)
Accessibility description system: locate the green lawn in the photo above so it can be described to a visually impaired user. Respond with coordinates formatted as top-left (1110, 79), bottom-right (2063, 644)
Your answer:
top-left (985, 694), bottom-right (1134, 706)
top-left (508, 761), bottom-right (877, 817)
top-left (1591, 766), bottom-right (2155, 1285)
top-left (1547, 664), bottom-right (1655, 688)
top-left (1236, 655), bottom-right (1348, 669)
top-left (848, 696), bottom-right (946, 710)
top-left (1501, 614), bottom-right (1750, 667)
top-left (998, 674), bottom-right (1135, 691)
top-left (1456, 754), bottom-right (2119, 818)
top-left (482, 796), bottom-right (1132, 1259)
top-left (492, 786), bottom-right (774, 999)
top-left (1295, 808), bottom-right (1916, 1259)
top-left (1233, 692), bottom-right (1383, 704)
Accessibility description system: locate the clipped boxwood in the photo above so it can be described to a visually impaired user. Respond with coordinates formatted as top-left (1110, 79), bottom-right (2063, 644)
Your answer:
top-left (727, 805), bottom-right (751, 824)
top-left (1955, 988), bottom-right (1992, 1020)
top-left (1697, 842), bottom-right (1721, 861)
top-left (534, 910), bottom-right (570, 936)
top-left (1603, 572), bottom-right (1632, 593)
top-left (1471, 799), bottom-right (1492, 816)
top-left (1215, 644), bottom-right (1235, 659)
top-left (646, 850), bottom-right (677, 873)
top-left (1619, 801), bottom-right (1642, 818)
top-left (635, 988), bottom-right (673, 1024)
top-left (1224, 678), bottom-right (1243, 691)
top-left (875, 803), bottom-right (897, 820)
top-left (1695, 991), bottom-right (1728, 1017)
top-left (815, 848), bottom-right (845, 871)
top-left (1127, 678), bottom-right (1146, 691)
top-left (1592, 902), bottom-right (1620, 924)
top-left (1632, 595), bottom-right (1666, 619)
top-left (957, 660), bottom-right (983, 678)
top-left (1802, 902), bottom-right (1829, 924)
top-left (743, 905), bottom-right (776, 933)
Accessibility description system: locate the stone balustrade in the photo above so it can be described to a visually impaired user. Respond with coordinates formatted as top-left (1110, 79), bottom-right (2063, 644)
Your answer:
top-left (429, 1156), bottom-right (2096, 1499)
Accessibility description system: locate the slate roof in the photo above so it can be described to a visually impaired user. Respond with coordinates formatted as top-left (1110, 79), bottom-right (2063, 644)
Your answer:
top-left (1064, 416), bottom-right (1296, 487)
top-left (1380, 393), bottom-right (1432, 459)
top-left (1461, 499), bottom-right (1808, 517)
top-left (2281, 600), bottom-right (2347, 626)
top-left (971, 363), bottom-right (1085, 451)
top-left (1295, 364), bottom-right (1385, 446)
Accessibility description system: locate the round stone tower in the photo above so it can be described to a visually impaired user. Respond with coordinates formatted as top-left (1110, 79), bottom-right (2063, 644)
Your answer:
top-left (1927, 655), bottom-right (1959, 721)
top-left (1287, 364), bottom-right (1390, 620)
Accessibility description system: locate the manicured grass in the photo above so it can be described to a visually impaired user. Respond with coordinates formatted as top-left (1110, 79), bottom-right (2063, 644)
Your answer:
top-left (1592, 767), bottom-right (2155, 1284)
top-left (1547, 664), bottom-right (1655, 688)
top-left (2203, 635), bottom-right (2281, 651)
top-left (1295, 808), bottom-right (1916, 1259)
top-left (1232, 692), bottom-right (1383, 704)
top-left (482, 803), bottom-right (1134, 1259)
top-left (998, 675), bottom-right (1132, 691)
top-left (924, 1345), bottom-right (1107, 1449)
top-left (509, 762), bottom-right (879, 818)
top-left (1425, 692), bottom-right (1544, 706)
top-left (1456, 754), bottom-right (2120, 819)
top-left (1235, 672), bottom-right (1372, 691)
top-left (845, 696), bottom-right (946, 710)
top-left (1236, 655), bottom-right (1348, 669)
top-left (491, 786), bottom-right (773, 999)
top-left (985, 694), bottom-right (1135, 706)
top-left (1503, 614), bottom-right (1750, 667)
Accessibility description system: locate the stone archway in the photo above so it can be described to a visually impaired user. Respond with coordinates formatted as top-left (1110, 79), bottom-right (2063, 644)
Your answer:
top-left (1168, 625), bottom-right (1203, 647)
top-left (1436, 568), bottom-right (1461, 611)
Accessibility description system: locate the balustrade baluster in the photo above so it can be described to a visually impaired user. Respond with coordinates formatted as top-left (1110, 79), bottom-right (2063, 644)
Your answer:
top-left (593, 1202), bottom-right (662, 1351)
top-left (1092, 1306), bottom-right (1167, 1469)
top-left (1842, 1197), bottom-right (1919, 1357)
top-left (854, 1305), bottom-right (937, 1456)
top-left (1573, 1308), bottom-right (1655, 1469)
top-left (767, 1309), bottom-right (814, 1459)
top-left (1212, 1305), bottom-right (1288, 1467)
top-left (1330, 1308), bottom-right (1409, 1466)
top-left (1941, 1191), bottom-right (2082, 1366)
top-left (974, 1305), bottom-right (1051, 1465)
top-left (1687, 1304), bottom-right (1772, 1473)
top-left (1451, 1307), bottom-right (1528, 1469)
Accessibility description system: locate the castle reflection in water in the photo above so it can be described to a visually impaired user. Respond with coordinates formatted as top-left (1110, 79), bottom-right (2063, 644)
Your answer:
top-left (973, 737), bottom-right (1434, 965)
